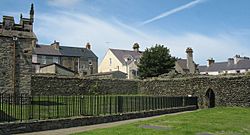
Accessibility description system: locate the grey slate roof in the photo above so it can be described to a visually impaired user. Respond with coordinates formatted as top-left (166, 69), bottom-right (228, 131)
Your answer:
top-left (34, 44), bottom-right (98, 58)
top-left (198, 65), bottom-right (207, 72)
top-left (176, 59), bottom-right (188, 70)
top-left (199, 59), bottom-right (250, 72)
top-left (40, 63), bottom-right (76, 73)
top-left (110, 49), bottom-right (142, 64)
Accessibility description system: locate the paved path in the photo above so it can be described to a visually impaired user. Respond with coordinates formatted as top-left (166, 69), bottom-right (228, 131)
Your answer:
top-left (17, 110), bottom-right (196, 135)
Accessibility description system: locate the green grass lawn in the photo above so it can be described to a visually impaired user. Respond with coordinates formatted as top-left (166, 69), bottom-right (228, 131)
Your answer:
top-left (72, 107), bottom-right (250, 135)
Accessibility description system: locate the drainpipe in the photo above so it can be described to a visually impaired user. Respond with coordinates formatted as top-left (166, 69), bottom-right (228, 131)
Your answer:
top-left (12, 36), bottom-right (18, 103)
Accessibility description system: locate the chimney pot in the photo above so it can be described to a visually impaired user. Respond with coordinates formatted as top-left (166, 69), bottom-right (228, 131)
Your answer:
top-left (207, 58), bottom-right (215, 67)
top-left (86, 42), bottom-right (91, 50)
top-left (51, 40), bottom-right (60, 50)
top-left (228, 58), bottom-right (234, 65)
top-left (133, 43), bottom-right (140, 52)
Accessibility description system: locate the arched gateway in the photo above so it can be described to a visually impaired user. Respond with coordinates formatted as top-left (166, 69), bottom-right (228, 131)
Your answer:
top-left (205, 89), bottom-right (215, 108)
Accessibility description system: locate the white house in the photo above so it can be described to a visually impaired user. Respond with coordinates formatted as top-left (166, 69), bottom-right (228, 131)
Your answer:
top-left (199, 55), bottom-right (250, 75)
top-left (99, 43), bottom-right (142, 79)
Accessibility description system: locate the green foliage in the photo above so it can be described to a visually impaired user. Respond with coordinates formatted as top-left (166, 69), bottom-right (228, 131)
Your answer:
top-left (89, 82), bottom-right (99, 95)
top-left (245, 71), bottom-right (250, 76)
top-left (138, 44), bottom-right (176, 78)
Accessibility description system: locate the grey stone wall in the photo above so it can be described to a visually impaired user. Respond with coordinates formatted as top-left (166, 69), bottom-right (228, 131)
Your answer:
top-left (0, 37), bottom-right (14, 94)
top-left (31, 75), bottom-right (250, 107)
top-left (139, 76), bottom-right (250, 107)
top-left (31, 75), bottom-right (139, 95)
top-left (0, 35), bottom-right (34, 95)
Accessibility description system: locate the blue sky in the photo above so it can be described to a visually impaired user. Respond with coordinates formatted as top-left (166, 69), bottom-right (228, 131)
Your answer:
top-left (1, 0), bottom-right (250, 65)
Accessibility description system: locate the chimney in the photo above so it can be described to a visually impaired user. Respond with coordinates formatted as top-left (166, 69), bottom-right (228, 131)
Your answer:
top-left (51, 40), bottom-right (60, 50)
top-left (228, 58), bottom-right (234, 66)
top-left (186, 47), bottom-right (195, 74)
top-left (207, 58), bottom-right (215, 67)
top-left (86, 42), bottom-right (91, 50)
top-left (133, 43), bottom-right (140, 52)
top-left (234, 55), bottom-right (241, 64)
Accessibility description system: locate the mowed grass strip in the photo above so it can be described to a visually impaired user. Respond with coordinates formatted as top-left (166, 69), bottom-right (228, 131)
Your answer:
top-left (72, 107), bottom-right (250, 135)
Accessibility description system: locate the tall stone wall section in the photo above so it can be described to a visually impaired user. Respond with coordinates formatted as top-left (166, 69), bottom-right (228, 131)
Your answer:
top-left (0, 37), bottom-right (14, 94)
top-left (139, 76), bottom-right (250, 107)
top-left (31, 75), bottom-right (139, 95)
top-left (0, 35), bottom-right (34, 95)
top-left (31, 75), bottom-right (250, 107)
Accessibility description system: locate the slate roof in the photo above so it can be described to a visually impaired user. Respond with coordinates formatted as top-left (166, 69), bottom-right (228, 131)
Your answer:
top-left (110, 49), bottom-right (142, 65)
top-left (87, 71), bottom-right (127, 76)
top-left (198, 59), bottom-right (250, 72)
top-left (40, 63), bottom-right (76, 73)
top-left (198, 65), bottom-right (207, 72)
top-left (34, 44), bottom-right (98, 58)
top-left (176, 59), bottom-right (188, 70)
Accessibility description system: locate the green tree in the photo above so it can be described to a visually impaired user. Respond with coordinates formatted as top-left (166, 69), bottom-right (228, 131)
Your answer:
top-left (138, 44), bottom-right (176, 78)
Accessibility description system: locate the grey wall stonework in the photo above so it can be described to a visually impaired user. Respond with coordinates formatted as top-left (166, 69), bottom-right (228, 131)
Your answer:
top-left (0, 36), bottom-right (34, 95)
top-left (31, 75), bottom-right (139, 95)
top-left (31, 75), bottom-right (250, 107)
top-left (139, 76), bottom-right (250, 108)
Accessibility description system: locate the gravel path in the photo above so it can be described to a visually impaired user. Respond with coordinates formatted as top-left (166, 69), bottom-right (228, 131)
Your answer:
top-left (16, 110), bottom-right (196, 135)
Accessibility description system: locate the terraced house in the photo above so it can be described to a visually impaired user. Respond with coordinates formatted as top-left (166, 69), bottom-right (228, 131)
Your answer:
top-left (199, 55), bottom-right (250, 75)
top-left (32, 42), bottom-right (98, 75)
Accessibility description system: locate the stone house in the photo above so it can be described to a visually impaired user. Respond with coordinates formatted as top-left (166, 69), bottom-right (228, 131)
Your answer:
top-left (32, 42), bottom-right (98, 76)
top-left (99, 43), bottom-right (142, 79)
top-left (175, 48), bottom-right (197, 74)
top-left (39, 63), bottom-right (76, 76)
top-left (199, 55), bottom-right (250, 75)
top-left (0, 4), bottom-right (36, 95)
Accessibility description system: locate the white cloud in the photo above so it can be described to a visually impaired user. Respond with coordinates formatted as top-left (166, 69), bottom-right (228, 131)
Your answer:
top-left (47, 0), bottom-right (82, 7)
top-left (34, 11), bottom-right (249, 65)
top-left (141, 0), bottom-right (206, 25)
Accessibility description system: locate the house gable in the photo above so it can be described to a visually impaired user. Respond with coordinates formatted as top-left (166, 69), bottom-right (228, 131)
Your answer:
top-left (99, 49), bottom-right (123, 73)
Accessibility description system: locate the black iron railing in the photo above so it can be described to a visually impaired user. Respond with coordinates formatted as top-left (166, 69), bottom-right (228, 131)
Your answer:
top-left (0, 94), bottom-right (197, 123)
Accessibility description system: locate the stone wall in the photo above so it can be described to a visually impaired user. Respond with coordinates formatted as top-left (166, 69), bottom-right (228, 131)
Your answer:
top-left (31, 75), bottom-right (139, 95)
top-left (31, 75), bottom-right (250, 107)
top-left (139, 76), bottom-right (250, 107)
top-left (0, 35), bottom-right (34, 95)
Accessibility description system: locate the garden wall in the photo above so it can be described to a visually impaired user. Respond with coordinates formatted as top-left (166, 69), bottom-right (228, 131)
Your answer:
top-left (31, 75), bottom-right (139, 95)
top-left (31, 75), bottom-right (250, 107)
top-left (139, 76), bottom-right (250, 107)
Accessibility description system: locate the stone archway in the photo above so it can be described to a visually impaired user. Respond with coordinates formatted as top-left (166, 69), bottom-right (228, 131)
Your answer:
top-left (205, 89), bottom-right (215, 108)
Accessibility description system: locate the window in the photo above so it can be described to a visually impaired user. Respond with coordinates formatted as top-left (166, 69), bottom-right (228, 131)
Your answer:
top-left (109, 58), bottom-right (112, 66)
top-left (32, 55), bottom-right (37, 63)
top-left (41, 56), bottom-right (46, 64)
top-left (53, 57), bottom-right (59, 64)
top-left (88, 59), bottom-right (92, 65)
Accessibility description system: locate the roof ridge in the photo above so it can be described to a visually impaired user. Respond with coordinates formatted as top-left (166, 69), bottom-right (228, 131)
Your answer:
top-left (110, 48), bottom-right (134, 52)
top-left (37, 44), bottom-right (85, 49)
